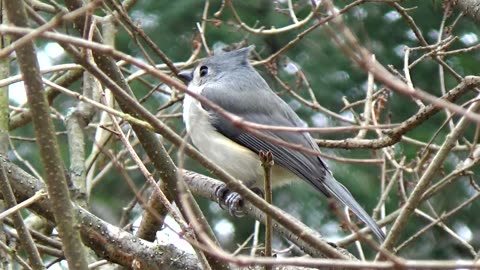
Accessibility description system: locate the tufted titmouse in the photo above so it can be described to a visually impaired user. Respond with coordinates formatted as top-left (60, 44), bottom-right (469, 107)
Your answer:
top-left (179, 46), bottom-right (385, 241)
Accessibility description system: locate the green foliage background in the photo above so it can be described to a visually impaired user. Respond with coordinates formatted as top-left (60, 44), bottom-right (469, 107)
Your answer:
top-left (11, 0), bottom-right (480, 260)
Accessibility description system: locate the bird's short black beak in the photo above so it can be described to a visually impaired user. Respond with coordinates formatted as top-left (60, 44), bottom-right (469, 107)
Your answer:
top-left (178, 70), bottom-right (193, 84)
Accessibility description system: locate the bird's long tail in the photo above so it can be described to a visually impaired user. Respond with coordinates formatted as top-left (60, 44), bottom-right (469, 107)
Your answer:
top-left (322, 173), bottom-right (385, 242)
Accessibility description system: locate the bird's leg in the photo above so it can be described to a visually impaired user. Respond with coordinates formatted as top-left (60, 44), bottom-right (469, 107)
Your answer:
top-left (214, 184), bottom-right (244, 216)
top-left (215, 184), bottom-right (264, 217)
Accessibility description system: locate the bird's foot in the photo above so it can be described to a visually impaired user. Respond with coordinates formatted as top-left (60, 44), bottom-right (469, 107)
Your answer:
top-left (215, 184), bottom-right (245, 216)
top-left (215, 184), bottom-right (264, 217)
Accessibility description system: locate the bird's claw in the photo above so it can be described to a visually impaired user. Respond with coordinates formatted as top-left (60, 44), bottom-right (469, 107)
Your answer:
top-left (215, 184), bottom-right (267, 217)
top-left (215, 184), bottom-right (245, 216)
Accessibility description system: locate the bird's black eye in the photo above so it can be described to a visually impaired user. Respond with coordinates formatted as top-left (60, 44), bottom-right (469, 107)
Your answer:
top-left (199, 65), bottom-right (208, 77)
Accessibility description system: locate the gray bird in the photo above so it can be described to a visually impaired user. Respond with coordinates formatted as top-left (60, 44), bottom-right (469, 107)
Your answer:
top-left (179, 46), bottom-right (385, 241)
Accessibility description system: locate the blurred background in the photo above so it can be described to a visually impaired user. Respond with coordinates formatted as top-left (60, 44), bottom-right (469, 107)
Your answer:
top-left (8, 0), bottom-right (480, 261)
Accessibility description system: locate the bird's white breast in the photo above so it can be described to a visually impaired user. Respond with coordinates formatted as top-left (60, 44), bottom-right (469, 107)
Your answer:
top-left (182, 86), bottom-right (296, 187)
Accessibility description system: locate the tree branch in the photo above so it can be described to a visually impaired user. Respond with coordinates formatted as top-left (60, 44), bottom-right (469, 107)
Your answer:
top-left (3, 1), bottom-right (88, 268)
top-left (455, 0), bottom-right (480, 22)
top-left (380, 94), bottom-right (480, 253)
top-left (1, 156), bottom-right (201, 270)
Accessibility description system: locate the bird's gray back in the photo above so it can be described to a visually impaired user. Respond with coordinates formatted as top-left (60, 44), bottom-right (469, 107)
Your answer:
top-left (201, 65), bottom-right (332, 196)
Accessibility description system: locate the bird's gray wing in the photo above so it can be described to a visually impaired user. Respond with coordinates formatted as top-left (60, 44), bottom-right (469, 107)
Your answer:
top-left (201, 85), bottom-right (385, 241)
top-left (202, 85), bottom-right (331, 195)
